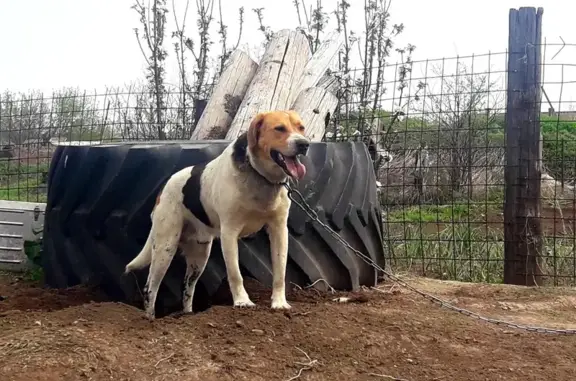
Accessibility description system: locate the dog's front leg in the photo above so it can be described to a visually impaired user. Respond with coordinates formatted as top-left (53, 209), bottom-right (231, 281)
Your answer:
top-left (220, 225), bottom-right (255, 308)
top-left (266, 216), bottom-right (291, 310)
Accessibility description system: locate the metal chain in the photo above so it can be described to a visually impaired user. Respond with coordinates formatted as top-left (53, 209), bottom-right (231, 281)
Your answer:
top-left (284, 183), bottom-right (576, 335)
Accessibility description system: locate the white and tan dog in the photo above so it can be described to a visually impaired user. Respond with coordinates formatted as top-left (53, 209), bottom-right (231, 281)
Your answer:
top-left (124, 110), bottom-right (310, 319)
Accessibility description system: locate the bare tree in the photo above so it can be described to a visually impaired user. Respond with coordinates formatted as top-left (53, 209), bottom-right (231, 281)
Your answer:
top-left (171, 0), bottom-right (194, 137)
top-left (330, 0), bottom-right (416, 171)
top-left (185, 0), bottom-right (215, 101)
top-left (132, 0), bottom-right (169, 139)
top-left (216, 2), bottom-right (244, 75)
top-left (415, 62), bottom-right (504, 194)
top-left (252, 8), bottom-right (273, 42)
top-left (0, 89), bottom-right (104, 145)
top-left (0, 90), bottom-right (49, 145)
top-left (292, 0), bottom-right (329, 53)
top-left (333, 0), bottom-right (354, 118)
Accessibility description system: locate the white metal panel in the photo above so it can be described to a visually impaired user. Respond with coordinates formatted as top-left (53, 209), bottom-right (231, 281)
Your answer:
top-left (0, 200), bottom-right (46, 271)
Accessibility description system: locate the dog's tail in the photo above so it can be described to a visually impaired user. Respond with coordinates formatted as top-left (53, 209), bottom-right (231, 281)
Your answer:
top-left (125, 234), bottom-right (153, 274)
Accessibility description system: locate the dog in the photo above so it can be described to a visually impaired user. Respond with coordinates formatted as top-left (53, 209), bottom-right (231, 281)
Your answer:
top-left (124, 110), bottom-right (310, 319)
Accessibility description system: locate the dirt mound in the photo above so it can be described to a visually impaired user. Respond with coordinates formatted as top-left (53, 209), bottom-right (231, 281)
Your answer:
top-left (1, 272), bottom-right (576, 381)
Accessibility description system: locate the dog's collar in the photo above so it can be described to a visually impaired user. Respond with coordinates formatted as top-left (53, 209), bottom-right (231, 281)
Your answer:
top-left (231, 133), bottom-right (289, 187)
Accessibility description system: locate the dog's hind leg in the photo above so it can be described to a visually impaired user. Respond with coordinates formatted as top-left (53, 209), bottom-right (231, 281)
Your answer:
top-left (142, 211), bottom-right (183, 320)
top-left (180, 237), bottom-right (213, 313)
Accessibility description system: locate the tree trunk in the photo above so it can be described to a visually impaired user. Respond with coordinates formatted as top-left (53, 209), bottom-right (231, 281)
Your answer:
top-left (289, 31), bottom-right (344, 101)
top-left (290, 87), bottom-right (338, 142)
top-left (225, 29), bottom-right (310, 139)
top-left (190, 50), bottom-right (258, 140)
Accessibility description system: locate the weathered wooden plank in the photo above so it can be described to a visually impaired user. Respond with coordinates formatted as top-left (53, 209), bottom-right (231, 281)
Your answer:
top-left (503, 7), bottom-right (544, 286)
top-left (289, 31), bottom-right (344, 101)
top-left (290, 87), bottom-right (337, 142)
top-left (316, 73), bottom-right (340, 94)
top-left (225, 29), bottom-right (311, 139)
top-left (190, 50), bottom-right (258, 140)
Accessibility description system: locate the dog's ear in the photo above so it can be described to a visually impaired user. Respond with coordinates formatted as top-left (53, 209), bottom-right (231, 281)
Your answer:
top-left (248, 112), bottom-right (267, 151)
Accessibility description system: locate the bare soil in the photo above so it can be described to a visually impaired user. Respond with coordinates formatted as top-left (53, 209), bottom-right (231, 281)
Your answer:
top-left (1, 272), bottom-right (576, 381)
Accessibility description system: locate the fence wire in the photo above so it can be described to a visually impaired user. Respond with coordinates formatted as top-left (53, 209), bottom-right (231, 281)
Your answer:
top-left (1, 44), bottom-right (576, 286)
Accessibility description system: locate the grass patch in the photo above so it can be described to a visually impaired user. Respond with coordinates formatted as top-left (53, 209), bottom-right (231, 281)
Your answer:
top-left (387, 201), bottom-right (502, 224)
top-left (386, 223), bottom-right (576, 285)
top-left (0, 160), bottom-right (49, 202)
top-left (0, 176), bottom-right (47, 202)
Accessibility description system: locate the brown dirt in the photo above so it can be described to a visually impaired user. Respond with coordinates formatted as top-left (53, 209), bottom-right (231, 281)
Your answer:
top-left (1, 272), bottom-right (576, 381)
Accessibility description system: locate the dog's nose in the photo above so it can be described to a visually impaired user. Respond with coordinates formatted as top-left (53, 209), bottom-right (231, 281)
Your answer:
top-left (295, 140), bottom-right (310, 155)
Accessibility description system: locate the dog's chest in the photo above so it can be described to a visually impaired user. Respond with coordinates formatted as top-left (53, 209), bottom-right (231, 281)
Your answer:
top-left (235, 207), bottom-right (278, 238)
top-left (239, 220), bottom-right (266, 238)
top-left (243, 183), bottom-right (285, 210)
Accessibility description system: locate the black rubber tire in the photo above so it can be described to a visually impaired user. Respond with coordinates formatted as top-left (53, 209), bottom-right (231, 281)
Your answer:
top-left (42, 140), bottom-right (385, 316)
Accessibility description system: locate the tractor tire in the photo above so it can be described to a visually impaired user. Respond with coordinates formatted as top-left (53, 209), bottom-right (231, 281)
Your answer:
top-left (42, 140), bottom-right (385, 316)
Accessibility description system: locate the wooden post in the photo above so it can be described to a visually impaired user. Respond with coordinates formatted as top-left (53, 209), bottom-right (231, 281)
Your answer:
top-left (190, 50), bottom-right (258, 140)
top-left (225, 29), bottom-right (311, 139)
top-left (289, 31), bottom-right (344, 101)
top-left (290, 87), bottom-right (338, 142)
top-left (503, 7), bottom-right (544, 286)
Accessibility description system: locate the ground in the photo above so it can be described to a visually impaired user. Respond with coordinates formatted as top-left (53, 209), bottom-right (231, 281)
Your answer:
top-left (1, 272), bottom-right (576, 381)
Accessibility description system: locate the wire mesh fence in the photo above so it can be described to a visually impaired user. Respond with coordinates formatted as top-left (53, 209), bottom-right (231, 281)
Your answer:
top-left (1, 39), bottom-right (576, 286)
top-left (329, 52), bottom-right (510, 285)
top-left (328, 39), bottom-right (576, 286)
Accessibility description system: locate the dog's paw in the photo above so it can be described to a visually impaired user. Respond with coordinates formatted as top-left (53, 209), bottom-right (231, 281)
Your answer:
top-left (233, 299), bottom-right (256, 308)
top-left (271, 299), bottom-right (292, 310)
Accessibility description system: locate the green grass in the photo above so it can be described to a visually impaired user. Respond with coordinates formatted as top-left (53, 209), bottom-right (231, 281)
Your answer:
top-left (386, 219), bottom-right (576, 286)
top-left (387, 200), bottom-right (502, 224)
top-left (0, 160), bottom-right (49, 202)
top-left (385, 186), bottom-right (576, 285)
top-left (0, 176), bottom-right (47, 202)
top-left (386, 224), bottom-right (506, 283)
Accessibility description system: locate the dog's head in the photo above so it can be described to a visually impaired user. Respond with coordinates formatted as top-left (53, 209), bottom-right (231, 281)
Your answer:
top-left (247, 110), bottom-right (310, 181)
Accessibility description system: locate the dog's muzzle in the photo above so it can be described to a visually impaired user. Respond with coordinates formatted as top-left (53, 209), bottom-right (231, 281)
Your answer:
top-left (270, 137), bottom-right (310, 181)
top-left (295, 140), bottom-right (310, 156)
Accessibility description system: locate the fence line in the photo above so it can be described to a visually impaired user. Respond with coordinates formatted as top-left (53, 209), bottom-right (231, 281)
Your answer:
top-left (2, 8), bottom-right (576, 286)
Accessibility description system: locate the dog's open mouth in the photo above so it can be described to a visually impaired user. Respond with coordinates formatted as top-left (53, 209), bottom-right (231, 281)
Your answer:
top-left (271, 150), bottom-right (307, 180)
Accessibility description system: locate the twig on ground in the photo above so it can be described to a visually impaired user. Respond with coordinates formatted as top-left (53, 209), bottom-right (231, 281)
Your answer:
top-left (368, 372), bottom-right (410, 381)
top-left (154, 353), bottom-right (175, 368)
top-left (286, 347), bottom-right (319, 381)
top-left (306, 278), bottom-right (336, 293)
top-left (371, 284), bottom-right (399, 294)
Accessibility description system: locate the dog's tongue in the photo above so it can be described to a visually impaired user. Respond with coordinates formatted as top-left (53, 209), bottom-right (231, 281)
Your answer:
top-left (285, 157), bottom-right (306, 180)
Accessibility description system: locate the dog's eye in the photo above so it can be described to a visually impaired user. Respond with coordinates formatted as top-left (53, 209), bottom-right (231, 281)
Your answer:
top-left (299, 125), bottom-right (305, 132)
top-left (275, 126), bottom-right (287, 132)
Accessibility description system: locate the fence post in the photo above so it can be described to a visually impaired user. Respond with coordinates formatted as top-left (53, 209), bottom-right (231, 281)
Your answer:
top-left (504, 7), bottom-right (544, 286)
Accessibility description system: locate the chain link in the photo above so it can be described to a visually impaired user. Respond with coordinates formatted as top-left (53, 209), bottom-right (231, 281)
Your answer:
top-left (285, 183), bottom-right (576, 335)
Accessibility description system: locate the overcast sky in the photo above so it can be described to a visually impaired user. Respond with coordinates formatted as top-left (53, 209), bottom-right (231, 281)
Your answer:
top-left (0, 0), bottom-right (575, 110)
